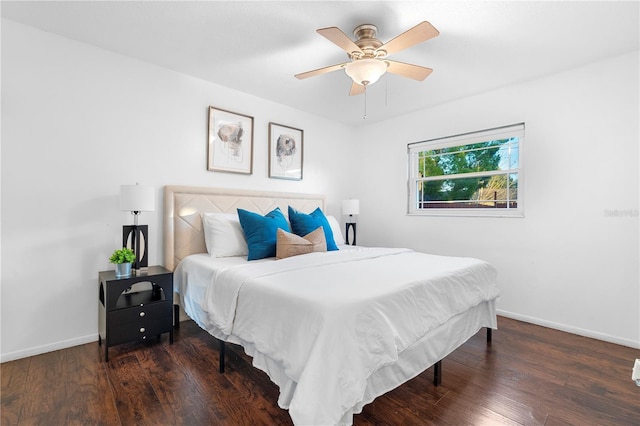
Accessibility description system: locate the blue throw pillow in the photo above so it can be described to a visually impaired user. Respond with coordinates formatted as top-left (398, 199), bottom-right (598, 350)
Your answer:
top-left (288, 206), bottom-right (338, 251)
top-left (237, 207), bottom-right (291, 260)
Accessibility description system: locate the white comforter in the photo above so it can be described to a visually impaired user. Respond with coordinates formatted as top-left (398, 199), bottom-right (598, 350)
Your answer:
top-left (177, 247), bottom-right (499, 425)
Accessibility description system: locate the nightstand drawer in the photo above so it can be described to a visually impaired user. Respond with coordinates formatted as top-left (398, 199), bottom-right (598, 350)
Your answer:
top-left (108, 301), bottom-right (172, 325)
top-left (108, 306), bottom-right (173, 345)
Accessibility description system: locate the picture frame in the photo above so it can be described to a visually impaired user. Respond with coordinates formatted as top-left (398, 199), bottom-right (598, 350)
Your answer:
top-left (268, 122), bottom-right (303, 180)
top-left (207, 106), bottom-right (254, 174)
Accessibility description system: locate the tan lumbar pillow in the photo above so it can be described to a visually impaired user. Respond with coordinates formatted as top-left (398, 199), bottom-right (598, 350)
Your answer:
top-left (276, 227), bottom-right (327, 259)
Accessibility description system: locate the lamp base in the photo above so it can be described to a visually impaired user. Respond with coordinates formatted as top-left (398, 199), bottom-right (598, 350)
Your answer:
top-left (123, 225), bottom-right (148, 270)
top-left (345, 223), bottom-right (356, 246)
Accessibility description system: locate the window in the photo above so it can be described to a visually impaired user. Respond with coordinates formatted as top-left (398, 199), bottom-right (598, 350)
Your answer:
top-left (408, 123), bottom-right (524, 217)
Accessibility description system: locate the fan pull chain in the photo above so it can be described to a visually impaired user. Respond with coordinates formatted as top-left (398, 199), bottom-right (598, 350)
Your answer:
top-left (363, 84), bottom-right (368, 120)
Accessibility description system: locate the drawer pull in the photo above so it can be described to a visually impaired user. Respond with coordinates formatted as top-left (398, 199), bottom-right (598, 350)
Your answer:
top-left (142, 336), bottom-right (146, 340)
top-left (139, 327), bottom-right (145, 333)
top-left (139, 312), bottom-right (145, 317)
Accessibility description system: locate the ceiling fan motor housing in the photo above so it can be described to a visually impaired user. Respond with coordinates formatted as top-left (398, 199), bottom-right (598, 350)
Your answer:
top-left (351, 24), bottom-right (386, 59)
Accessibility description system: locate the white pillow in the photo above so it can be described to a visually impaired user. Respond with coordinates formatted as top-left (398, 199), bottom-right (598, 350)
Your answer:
top-left (326, 215), bottom-right (345, 246)
top-left (201, 213), bottom-right (249, 257)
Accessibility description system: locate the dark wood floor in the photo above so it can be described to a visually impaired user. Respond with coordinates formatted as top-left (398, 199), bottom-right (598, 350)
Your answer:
top-left (2, 316), bottom-right (639, 425)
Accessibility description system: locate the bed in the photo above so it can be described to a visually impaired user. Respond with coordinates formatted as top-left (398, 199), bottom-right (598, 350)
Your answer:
top-left (164, 185), bottom-right (499, 426)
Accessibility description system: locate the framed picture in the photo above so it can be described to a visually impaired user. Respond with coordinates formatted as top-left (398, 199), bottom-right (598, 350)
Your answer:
top-left (207, 106), bottom-right (254, 174)
top-left (269, 122), bottom-right (303, 180)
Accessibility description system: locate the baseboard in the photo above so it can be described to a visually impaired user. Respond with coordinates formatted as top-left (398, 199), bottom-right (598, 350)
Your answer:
top-left (0, 333), bottom-right (98, 363)
top-left (2, 305), bottom-right (191, 363)
top-left (497, 309), bottom-right (640, 349)
top-left (3, 311), bottom-right (637, 362)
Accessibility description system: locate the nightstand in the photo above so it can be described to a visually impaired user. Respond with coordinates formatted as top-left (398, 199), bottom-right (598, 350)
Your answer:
top-left (98, 265), bottom-right (174, 361)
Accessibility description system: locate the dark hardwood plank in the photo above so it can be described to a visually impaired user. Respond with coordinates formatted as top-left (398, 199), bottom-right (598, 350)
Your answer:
top-left (174, 329), bottom-right (251, 423)
top-left (62, 343), bottom-right (120, 425)
top-left (106, 351), bottom-right (173, 425)
top-left (219, 350), bottom-right (294, 426)
top-left (2, 316), bottom-right (639, 425)
top-left (0, 356), bottom-right (30, 425)
top-left (19, 349), bottom-right (67, 422)
top-left (135, 343), bottom-right (200, 421)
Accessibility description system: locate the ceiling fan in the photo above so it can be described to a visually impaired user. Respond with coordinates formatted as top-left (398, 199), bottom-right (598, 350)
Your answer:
top-left (295, 21), bottom-right (439, 96)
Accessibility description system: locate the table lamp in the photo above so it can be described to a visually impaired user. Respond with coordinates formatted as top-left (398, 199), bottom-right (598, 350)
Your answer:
top-left (120, 183), bottom-right (155, 271)
top-left (341, 199), bottom-right (360, 245)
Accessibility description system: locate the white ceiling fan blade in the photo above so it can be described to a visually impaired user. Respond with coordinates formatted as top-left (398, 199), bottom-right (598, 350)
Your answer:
top-left (317, 27), bottom-right (364, 56)
top-left (349, 81), bottom-right (365, 96)
top-left (295, 63), bottom-right (347, 80)
top-left (378, 21), bottom-right (439, 56)
top-left (386, 60), bottom-right (433, 81)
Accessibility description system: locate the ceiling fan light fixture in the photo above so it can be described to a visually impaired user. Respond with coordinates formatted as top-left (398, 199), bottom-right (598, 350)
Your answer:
top-left (345, 59), bottom-right (388, 86)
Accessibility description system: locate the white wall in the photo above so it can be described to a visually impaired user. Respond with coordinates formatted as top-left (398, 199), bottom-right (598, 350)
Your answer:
top-left (0, 20), bottom-right (357, 361)
top-left (355, 51), bottom-right (640, 348)
top-left (2, 18), bottom-right (638, 362)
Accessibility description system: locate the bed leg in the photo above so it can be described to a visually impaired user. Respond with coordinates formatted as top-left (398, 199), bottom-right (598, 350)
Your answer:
top-left (433, 360), bottom-right (442, 386)
top-left (173, 304), bottom-right (180, 329)
top-left (219, 339), bottom-right (226, 373)
top-left (487, 327), bottom-right (492, 343)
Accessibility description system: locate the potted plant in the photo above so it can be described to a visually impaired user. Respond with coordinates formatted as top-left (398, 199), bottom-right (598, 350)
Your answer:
top-left (109, 247), bottom-right (136, 278)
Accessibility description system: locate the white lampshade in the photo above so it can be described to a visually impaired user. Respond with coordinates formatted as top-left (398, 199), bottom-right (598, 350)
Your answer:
top-left (345, 59), bottom-right (388, 86)
top-left (120, 184), bottom-right (155, 212)
top-left (342, 199), bottom-right (360, 216)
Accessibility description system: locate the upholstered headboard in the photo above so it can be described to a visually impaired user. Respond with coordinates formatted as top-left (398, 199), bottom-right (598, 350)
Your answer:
top-left (163, 185), bottom-right (325, 270)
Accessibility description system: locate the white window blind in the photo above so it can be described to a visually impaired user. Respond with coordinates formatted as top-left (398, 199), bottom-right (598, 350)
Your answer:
top-left (408, 123), bottom-right (524, 217)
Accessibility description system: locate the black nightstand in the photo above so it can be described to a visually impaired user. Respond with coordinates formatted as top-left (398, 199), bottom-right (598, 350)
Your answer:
top-left (98, 265), bottom-right (174, 361)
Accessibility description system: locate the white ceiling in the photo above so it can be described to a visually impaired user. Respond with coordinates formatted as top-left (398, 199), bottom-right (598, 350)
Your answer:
top-left (2, 1), bottom-right (639, 126)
